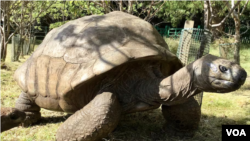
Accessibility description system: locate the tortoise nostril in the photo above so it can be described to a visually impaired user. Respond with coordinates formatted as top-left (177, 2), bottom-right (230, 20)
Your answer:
top-left (235, 69), bottom-right (247, 84)
top-left (240, 71), bottom-right (247, 81)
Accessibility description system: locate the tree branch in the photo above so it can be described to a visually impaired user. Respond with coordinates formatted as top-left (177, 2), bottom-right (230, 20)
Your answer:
top-left (92, 2), bottom-right (103, 7)
top-left (240, 21), bottom-right (250, 36)
top-left (0, 26), bottom-right (4, 36)
top-left (4, 30), bottom-right (18, 47)
top-left (240, 0), bottom-right (249, 16)
top-left (148, 1), bottom-right (166, 22)
top-left (151, 1), bottom-right (162, 6)
top-left (215, 28), bottom-right (234, 38)
top-left (207, 0), bottom-right (214, 24)
top-left (144, 1), bottom-right (154, 21)
top-left (154, 21), bottom-right (169, 26)
top-left (210, 1), bottom-right (241, 28)
top-left (26, 1), bottom-right (56, 27)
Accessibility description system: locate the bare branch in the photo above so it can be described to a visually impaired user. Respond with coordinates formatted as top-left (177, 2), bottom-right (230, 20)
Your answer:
top-left (92, 2), bottom-right (103, 7)
top-left (240, 21), bottom-right (250, 36)
top-left (152, 0), bottom-right (162, 6)
top-left (208, 0), bottom-right (214, 26)
top-left (148, 1), bottom-right (166, 22)
top-left (4, 31), bottom-right (17, 47)
top-left (0, 26), bottom-right (4, 36)
top-left (240, 0), bottom-right (249, 16)
top-left (154, 21), bottom-right (169, 26)
top-left (215, 28), bottom-right (234, 38)
top-left (144, 1), bottom-right (154, 21)
top-left (210, 1), bottom-right (241, 28)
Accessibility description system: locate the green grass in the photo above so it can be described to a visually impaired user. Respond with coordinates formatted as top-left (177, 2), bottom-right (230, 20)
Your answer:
top-left (1, 39), bottom-right (250, 141)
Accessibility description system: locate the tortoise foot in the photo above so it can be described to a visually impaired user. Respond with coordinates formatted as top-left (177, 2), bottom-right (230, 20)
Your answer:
top-left (162, 98), bottom-right (201, 138)
top-left (1, 107), bottom-right (26, 132)
top-left (15, 92), bottom-right (41, 127)
top-left (21, 111), bottom-right (41, 127)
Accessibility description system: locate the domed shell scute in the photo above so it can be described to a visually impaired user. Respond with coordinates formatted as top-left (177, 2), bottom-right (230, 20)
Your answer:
top-left (14, 11), bottom-right (176, 98)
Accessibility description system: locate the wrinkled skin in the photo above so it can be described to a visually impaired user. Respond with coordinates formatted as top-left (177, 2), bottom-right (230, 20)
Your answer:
top-left (1, 107), bottom-right (26, 132)
top-left (160, 54), bottom-right (246, 137)
top-left (9, 12), bottom-right (247, 140)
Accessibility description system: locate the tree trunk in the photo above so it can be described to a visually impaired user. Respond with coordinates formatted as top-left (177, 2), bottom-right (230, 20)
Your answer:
top-left (204, 1), bottom-right (210, 29)
top-left (1, 38), bottom-right (6, 62)
top-left (119, 1), bottom-right (123, 12)
top-left (196, 1), bottom-right (210, 59)
top-left (128, 0), bottom-right (133, 14)
top-left (233, 15), bottom-right (241, 64)
top-left (6, 11), bottom-right (10, 40)
top-left (1, 12), bottom-right (7, 62)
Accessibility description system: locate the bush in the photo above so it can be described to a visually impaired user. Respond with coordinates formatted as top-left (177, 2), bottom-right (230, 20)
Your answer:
top-left (164, 37), bottom-right (180, 55)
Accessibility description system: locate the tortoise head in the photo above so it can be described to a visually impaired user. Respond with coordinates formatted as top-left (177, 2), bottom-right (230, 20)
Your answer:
top-left (1, 107), bottom-right (26, 132)
top-left (192, 54), bottom-right (247, 93)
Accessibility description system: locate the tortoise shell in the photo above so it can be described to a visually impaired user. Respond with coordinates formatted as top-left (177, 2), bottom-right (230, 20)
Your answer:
top-left (14, 11), bottom-right (180, 109)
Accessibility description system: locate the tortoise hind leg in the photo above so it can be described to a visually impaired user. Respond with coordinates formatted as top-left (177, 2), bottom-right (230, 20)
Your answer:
top-left (56, 92), bottom-right (122, 141)
top-left (162, 97), bottom-right (201, 138)
top-left (15, 92), bottom-right (41, 126)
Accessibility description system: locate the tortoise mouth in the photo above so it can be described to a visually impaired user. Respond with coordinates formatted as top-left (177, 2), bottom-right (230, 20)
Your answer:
top-left (209, 77), bottom-right (243, 92)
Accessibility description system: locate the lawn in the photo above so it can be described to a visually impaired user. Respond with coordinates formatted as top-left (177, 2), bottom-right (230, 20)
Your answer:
top-left (1, 40), bottom-right (250, 141)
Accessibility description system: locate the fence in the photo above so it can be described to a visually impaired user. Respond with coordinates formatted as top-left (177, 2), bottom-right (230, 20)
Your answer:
top-left (176, 28), bottom-right (212, 106)
top-left (156, 25), bottom-right (250, 44)
top-left (155, 25), bottom-right (201, 38)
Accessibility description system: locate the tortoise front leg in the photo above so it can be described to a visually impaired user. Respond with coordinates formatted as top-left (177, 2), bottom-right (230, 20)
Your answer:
top-left (1, 107), bottom-right (26, 132)
top-left (161, 97), bottom-right (201, 138)
top-left (56, 92), bottom-right (122, 141)
top-left (15, 92), bottom-right (41, 126)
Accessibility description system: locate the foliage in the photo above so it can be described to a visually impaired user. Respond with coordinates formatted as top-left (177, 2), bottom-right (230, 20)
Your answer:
top-left (156, 1), bottom-right (204, 27)
top-left (46, 1), bottom-right (104, 29)
top-left (0, 1), bottom-right (55, 61)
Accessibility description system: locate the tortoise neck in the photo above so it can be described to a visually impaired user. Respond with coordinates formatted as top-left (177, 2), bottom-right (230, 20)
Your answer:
top-left (157, 63), bottom-right (201, 105)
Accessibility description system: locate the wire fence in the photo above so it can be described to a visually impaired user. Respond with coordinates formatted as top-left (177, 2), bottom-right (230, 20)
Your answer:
top-left (155, 25), bottom-right (201, 39)
top-left (176, 28), bottom-right (212, 106)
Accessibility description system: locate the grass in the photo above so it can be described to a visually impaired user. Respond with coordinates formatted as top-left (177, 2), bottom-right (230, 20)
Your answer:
top-left (1, 39), bottom-right (250, 141)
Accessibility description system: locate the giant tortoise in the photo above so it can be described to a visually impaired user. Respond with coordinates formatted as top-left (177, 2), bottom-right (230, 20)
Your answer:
top-left (11, 11), bottom-right (246, 140)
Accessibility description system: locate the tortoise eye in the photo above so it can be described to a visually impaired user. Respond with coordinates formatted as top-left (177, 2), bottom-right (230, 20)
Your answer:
top-left (219, 65), bottom-right (228, 72)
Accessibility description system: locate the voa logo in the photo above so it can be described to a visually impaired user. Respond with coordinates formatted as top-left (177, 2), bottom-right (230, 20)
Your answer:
top-left (226, 129), bottom-right (246, 136)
